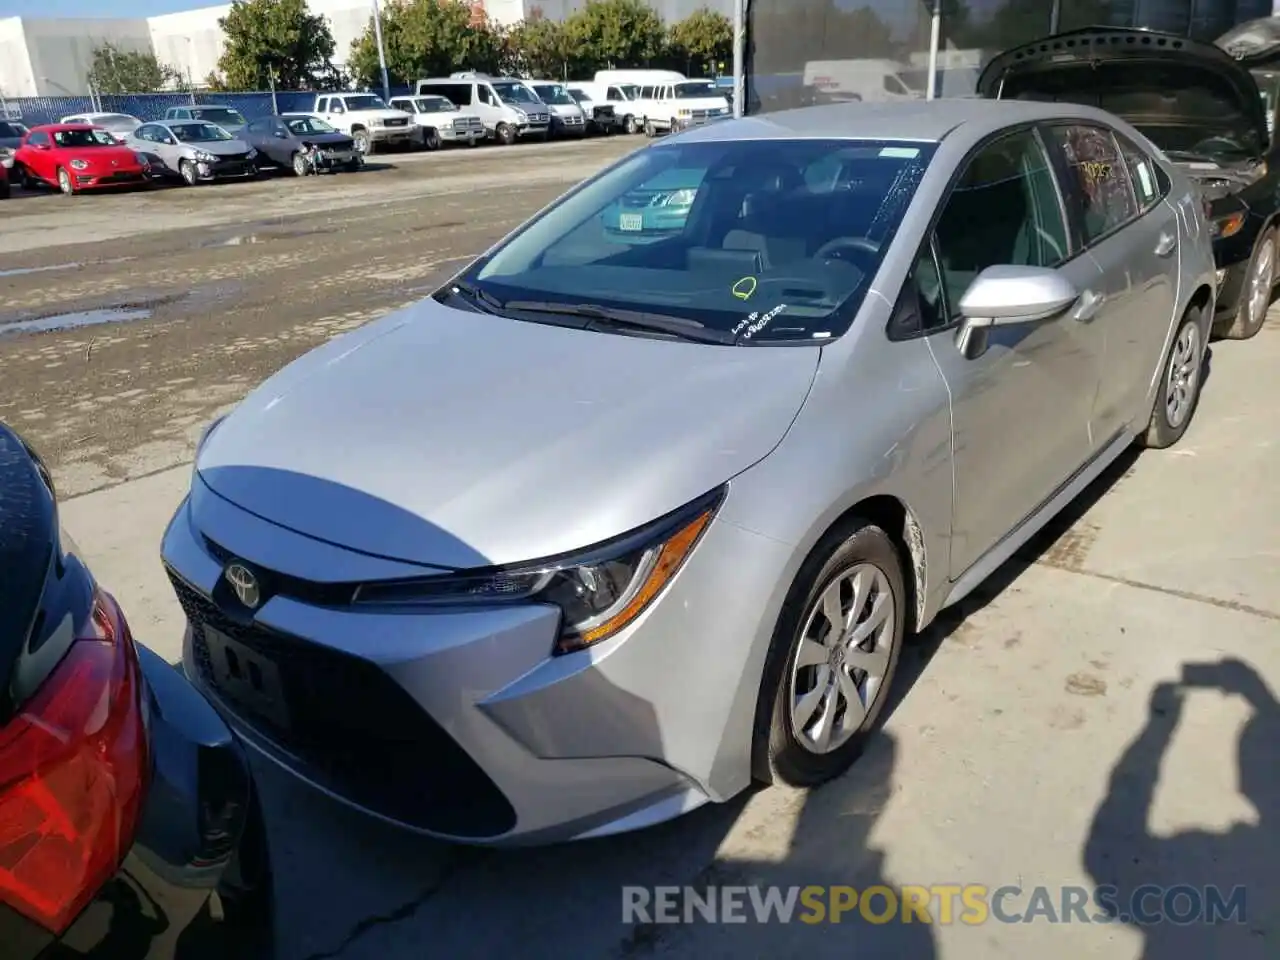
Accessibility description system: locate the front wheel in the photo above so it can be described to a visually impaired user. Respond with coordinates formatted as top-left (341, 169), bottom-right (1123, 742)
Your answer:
top-left (753, 519), bottom-right (905, 787)
top-left (495, 123), bottom-right (516, 146)
top-left (352, 129), bottom-right (371, 155)
top-left (343, 158), bottom-right (361, 173)
top-left (1216, 228), bottom-right (1274, 340)
top-left (291, 152), bottom-right (310, 177)
top-left (179, 159), bottom-right (199, 186)
top-left (1140, 304), bottom-right (1206, 449)
top-left (422, 128), bottom-right (440, 151)
top-left (57, 167), bottom-right (75, 195)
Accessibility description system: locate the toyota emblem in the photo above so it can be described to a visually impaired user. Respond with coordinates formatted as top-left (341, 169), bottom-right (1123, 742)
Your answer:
top-left (224, 562), bottom-right (261, 609)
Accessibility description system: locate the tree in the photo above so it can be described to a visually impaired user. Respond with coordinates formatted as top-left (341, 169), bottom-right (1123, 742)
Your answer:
top-left (216, 0), bottom-right (338, 90)
top-left (505, 8), bottom-right (576, 80)
top-left (87, 42), bottom-right (185, 94)
top-left (563, 0), bottom-right (667, 69)
top-left (348, 0), bottom-right (504, 88)
top-left (668, 8), bottom-right (732, 77)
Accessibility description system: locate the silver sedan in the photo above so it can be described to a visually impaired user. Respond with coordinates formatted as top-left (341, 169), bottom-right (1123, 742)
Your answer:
top-left (126, 120), bottom-right (259, 185)
top-left (161, 99), bottom-right (1215, 846)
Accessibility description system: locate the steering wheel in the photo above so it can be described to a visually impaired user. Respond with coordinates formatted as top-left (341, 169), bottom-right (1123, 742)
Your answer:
top-left (814, 236), bottom-right (881, 267)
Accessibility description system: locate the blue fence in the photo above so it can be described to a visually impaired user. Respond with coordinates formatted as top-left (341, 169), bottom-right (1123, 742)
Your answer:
top-left (1, 88), bottom-right (418, 127)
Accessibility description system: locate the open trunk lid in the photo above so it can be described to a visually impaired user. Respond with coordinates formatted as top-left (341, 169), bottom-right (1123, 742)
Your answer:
top-left (977, 27), bottom-right (1270, 160)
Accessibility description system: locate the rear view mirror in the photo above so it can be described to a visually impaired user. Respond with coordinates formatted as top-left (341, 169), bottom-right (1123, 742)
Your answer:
top-left (956, 265), bottom-right (1079, 358)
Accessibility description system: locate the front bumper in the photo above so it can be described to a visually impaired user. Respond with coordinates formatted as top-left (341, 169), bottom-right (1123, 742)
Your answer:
top-left (10, 644), bottom-right (268, 960)
top-left (516, 122), bottom-right (550, 138)
top-left (160, 477), bottom-right (792, 846)
top-left (73, 169), bottom-right (149, 189)
top-left (195, 159), bottom-right (257, 180)
top-left (370, 126), bottom-right (416, 144)
top-left (550, 115), bottom-right (587, 136)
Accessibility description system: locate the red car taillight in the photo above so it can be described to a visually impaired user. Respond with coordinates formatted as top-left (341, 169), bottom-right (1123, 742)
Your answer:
top-left (0, 589), bottom-right (148, 933)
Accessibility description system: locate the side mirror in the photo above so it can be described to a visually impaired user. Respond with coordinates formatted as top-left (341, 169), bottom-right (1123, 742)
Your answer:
top-left (955, 265), bottom-right (1079, 358)
top-left (275, 130), bottom-right (288, 138)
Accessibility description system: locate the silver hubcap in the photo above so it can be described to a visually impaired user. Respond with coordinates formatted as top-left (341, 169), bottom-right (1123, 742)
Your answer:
top-left (1248, 239), bottom-right (1274, 328)
top-left (1165, 321), bottom-right (1201, 429)
top-left (789, 563), bottom-right (895, 755)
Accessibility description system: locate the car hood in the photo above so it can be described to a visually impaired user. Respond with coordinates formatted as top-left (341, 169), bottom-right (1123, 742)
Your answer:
top-left (977, 27), bottom-right (1270, 158)
top-left (187, 138), bottom-right (251, 155)
top-left (196, 300), bottom-right (820, 569)
top-left (355, 109), bottom-right (411, 121)
top-left (299, 131), bottom-right (354, 146)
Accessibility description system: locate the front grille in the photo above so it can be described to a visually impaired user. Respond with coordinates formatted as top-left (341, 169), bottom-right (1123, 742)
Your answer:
top-left (385, 118), bottom-right (408, 127)
top-left (216, 152), bottom-right (249, 163)
top-left (168, 569), bottom-right (518, 839)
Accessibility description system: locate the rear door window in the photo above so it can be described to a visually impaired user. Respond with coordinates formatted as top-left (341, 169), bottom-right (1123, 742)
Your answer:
top-left (1046, 125), bottom-right (1140, 244)
top-left (1115, 134), bottom-right (1166, 212)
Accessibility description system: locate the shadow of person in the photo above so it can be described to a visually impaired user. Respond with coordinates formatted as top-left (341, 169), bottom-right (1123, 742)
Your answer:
top-left (622, 733), bottom-right (938, 959)
top-left (1084, 657), bottom-right (1278, 957)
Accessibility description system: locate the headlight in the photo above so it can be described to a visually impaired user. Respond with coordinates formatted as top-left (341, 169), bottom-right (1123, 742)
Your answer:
top-left (194, 150), bottom-right (215, 162)
top-left (513, 108), bottom-right (527, 120)
top-left (372, 117), bottom-right (386, 126)
top-left (353, 486), bottom-right (724, 654)
top-left (659, 188), bottom-right (697, 207)
top-left (1209, 211), bottom-right (1246, 239)
top-left (70, 158), bottom-right (88, 170)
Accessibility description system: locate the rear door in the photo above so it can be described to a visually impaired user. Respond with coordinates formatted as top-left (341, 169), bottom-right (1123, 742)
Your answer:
top-left (918, 126), bottom-right (1106, 578)
top-left (1043, 123), bottom-right (1179, 442)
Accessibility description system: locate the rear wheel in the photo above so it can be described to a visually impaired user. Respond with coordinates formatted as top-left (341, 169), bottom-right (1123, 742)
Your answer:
top-left (1140, 305), bottom-right (1206, 449)
top-left (1216, 228), bottom-right (1275, 340)
top-left (643, 118), bottom-right (656, 138)
top-left (57, 167), bottom-right (75, 195)
top-left (19, 165), bottom-right (40, 190)
top-left (753, 519), bottom-right (905, 787)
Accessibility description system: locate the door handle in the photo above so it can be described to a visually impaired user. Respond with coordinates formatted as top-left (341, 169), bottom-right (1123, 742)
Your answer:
top-left (1154, 231), bottom-right (1177, 257)
top-left (1072, 289), bottom-right (1105, 322)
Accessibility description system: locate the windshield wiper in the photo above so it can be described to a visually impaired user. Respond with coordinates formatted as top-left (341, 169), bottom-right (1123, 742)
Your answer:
top-left (502, 301), bottom-right (737, 344)
top-left (441, 280), bottom-right (505, 314)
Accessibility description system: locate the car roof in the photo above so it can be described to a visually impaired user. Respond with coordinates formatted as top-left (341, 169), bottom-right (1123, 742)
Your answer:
top-left (674, 98), bottom-right (1129, 146)
top-left (32, 123), bottom-right (98, 132)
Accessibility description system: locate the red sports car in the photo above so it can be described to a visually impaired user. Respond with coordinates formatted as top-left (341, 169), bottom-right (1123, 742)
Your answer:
top-left (14, 123), bottom-right (150, 195)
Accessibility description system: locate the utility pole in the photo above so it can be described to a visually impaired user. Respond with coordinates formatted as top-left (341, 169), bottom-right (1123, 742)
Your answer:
top-left (372, 0), bottom-right (391, 102)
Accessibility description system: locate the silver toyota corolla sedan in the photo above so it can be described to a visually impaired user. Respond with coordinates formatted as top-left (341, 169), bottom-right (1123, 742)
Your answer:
top-left (162, 99), bottom-right (1215, 846)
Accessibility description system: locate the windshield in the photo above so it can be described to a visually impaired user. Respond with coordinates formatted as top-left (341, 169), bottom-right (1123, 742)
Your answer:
top-left (95, 115), bottom-right (138, 131)
top-left (287, 116), bottom-right (337, 134)
top-left (53, 128), bottom-right (117, 147)
top-left (192, 107), bottom-right (245, 125)
top-left (172, 122), bottom-right (233, 142)
top-left (414, 97), bottom-right (455, 113)
top-left (673, 81), bottom-right (719, 99)
top-left (533, 84), bottom-right (575, 105)
top-left (456, 139), bottom-right (934, 343)
top-left (491, 82), bottom-right (540, 105)
top-left (570, 89), bottom-right (590, 102)
top-left (342, 95), bottom-right (388, 110)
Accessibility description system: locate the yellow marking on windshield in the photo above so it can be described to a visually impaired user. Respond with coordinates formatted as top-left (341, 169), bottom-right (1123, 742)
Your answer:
top-left (732, 276), bottom-right (758, 300)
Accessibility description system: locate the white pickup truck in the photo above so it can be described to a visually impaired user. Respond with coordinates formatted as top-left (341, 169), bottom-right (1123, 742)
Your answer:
top-left (312, 93), bottom-right (417, 154)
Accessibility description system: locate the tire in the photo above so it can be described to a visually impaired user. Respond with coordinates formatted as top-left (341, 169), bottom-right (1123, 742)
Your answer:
top-left (57, 167), bottom-right (75, 195)
top-left (669, 117), bottom-right (679, 136)
top-left (1215, 227), bottom-right (1275, 340)
top-left (0, 176), bottom-right (9, 200)
top-left (624, 114), bottom-right (637, 135)
top-left (422, 127), bottom-right (440, 151)
top-left (291, 152), bottom-right (310, 177)
top-left (1139, 304), bottom-right (1206, 450)
top-left (180, 159), bottom-right (199, 186)
top-left (496, 123), bottom-right (516, 146)
top-left (19, 165), bottom-right (40, 190)
top-left (344, 158), bottom-right (361, 173)
top-left (753, 519), bottom-right (906, 787)
top-left (643, 118), bottom-right (656, 138)
top-left (352, 128), bottom-right (371, 155)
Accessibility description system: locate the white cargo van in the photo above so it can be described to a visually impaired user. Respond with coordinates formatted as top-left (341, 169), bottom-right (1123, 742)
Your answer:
top-left (627, 77), bottom-right (731, 137)
top-left (594, 69), bottom-right (685, 87)
top-left (416, 74), bottom-right (551, 145)
top-left (802, 59), bottom-right (923, 102)
top-left (570, 81), bottom-right (643, 133)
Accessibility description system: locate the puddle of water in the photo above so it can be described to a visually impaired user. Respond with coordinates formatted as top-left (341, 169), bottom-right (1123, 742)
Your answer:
top-left (0, 307), bottom-right (151, 337)
top-left (197, 226), bottom-right (336, 248)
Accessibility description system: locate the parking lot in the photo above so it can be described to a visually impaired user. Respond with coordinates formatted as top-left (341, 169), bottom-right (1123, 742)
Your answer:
top-left (2, 136), bottom-right (1277, 960)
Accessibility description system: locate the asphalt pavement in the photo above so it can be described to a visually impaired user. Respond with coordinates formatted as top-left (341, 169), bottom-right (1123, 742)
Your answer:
top-left (1, 137), bottom-right (1277, 960)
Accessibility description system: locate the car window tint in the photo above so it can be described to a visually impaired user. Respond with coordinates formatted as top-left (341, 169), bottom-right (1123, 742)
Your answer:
top-left (934, 129), bottom-right (1069, 315)
top-left (1048, 125), bottom-right (1140, 243)
top-left (1115, 133), bottom-right (1164, 211)
top-left (892, 243), bottom-right (948, 338)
